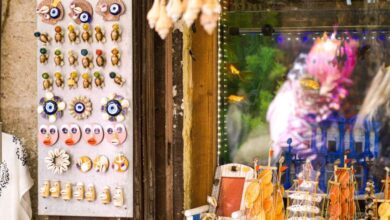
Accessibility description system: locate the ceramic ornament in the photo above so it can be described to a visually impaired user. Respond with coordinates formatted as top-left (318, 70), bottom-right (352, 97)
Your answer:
top-left (54, 25), bottom-right (64, 43)
top-left (54, 72), bottom-right (65, 88)
top-left (94, 25), bottom-right (106, 43)
top-left (112, 154), bottom-right (129, 172)
top-left (54, 49), bottom-right (65, 66)
top-left (34, 31), bottom-right (51, 45)
top-left (40, 180), bottom-right (51, 198)
top-left (101, 93), bottom-right (129, 122)
top-left (69, 0), bottom-right (94, 24)
top-left (42, 72), bottom-right (53, 91)
top-left (93, 71), bottom-right (105, 88)
top-left (61, 182), bottom-right (73, 201)
top-left (69, 96), bottom-right (92, 120)
top-left (76, 156), bottom-right (93, 173)
top-left (95, 49), bottom-right (106, 67)
top-left (111, 23), bottom-right (122, 42)
top-left (40, 48), bottom-right (49, 64)
top-left (81, 24), bottom-right (93, 43)
top-left (113, 187), bottom-right (124, 207)
top-left (81, 49), bottom-right (94, 69)
top-left (67, 71), bottom-right (79, 89)
top-left (96, 0), bottom-right (126, 21)
top-left (93, 155), bottom-right (110, 173)
top-left (36, 0), bottom-right (65, 25)
top-left (109, 72), bottom-right (125, 86)
top-left (85, 184), bottom-right (96, 202)
top-left (81, 73), bottom-right (93, 89)
top-left (38, 92), bottom-right (66, 123)
top-left (50, 180), bottom-right (61, 198)
top-left (67, 24), bottom-right (80, 44)
top-left (99, 186), bottom-right (111, 204)
top-left (45, 149), bottom-right (71, 175)
top-left (68, 50), bottom-right (78, 66)
top-left (60, 124), bottom-right (82, 146)
top-left (111, 48), bottom-right (121, 66)
top-left (38, 124), bottom-right (59, 146)
top-left (74, 182), bottom-right (85, 200)
top-left (83, 124), bottom-right (104, 145)
top-left (105, 124), bottom-right (127, 146)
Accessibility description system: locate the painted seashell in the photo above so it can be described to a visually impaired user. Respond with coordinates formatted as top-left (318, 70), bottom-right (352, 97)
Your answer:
top-left (85, 184), bottom-right (96, 202)
top-left (112, 154), bottom-right (129, 172)
top-left (60, 124), bottom-right (82, 146)
top-left (61, 182), bottom-right (73, 201)
top-left (83, 124), bottom-right (104, 145)
top-left (93, 155), bottom-right (109, 172)
top-left (105, 124), bottom-right (127, 146)
top-left (99, 186), bottom-right (111, 204)
top-left (50, 180), bottom-right (61, 198)
top-left (38, 124), bottom-right (59, 146)
top-left (76, 156), bottom-right (93, 173)
top-left (113, 187), bottom-right (124, 207)
top-left (40, 180), bottom-right (51, 198)
top-left (74, 182), bottom-right (85, 200)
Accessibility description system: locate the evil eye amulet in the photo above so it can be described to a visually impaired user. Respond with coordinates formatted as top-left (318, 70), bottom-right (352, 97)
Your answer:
top-left (79, 12), bottom-right (92, 23)
top-left (106, 100), bottom-right (122, 117)
top-left (110, 4), bottom-right (122, 15)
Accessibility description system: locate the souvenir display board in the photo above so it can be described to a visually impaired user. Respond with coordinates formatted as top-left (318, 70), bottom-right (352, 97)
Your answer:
top-left (36, 0), bottom-right (133, 217)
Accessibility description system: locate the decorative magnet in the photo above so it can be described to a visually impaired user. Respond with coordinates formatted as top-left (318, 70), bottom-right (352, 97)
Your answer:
top-left (69, 96), bottom-right (92, 120)
top-left (50, 180), bottom-right (61, 198)
top-left (81, 49), bottom-right (94, 69)
top-left (94, 26), bottom-right (106, 43)
top-left (96, 0), bottom-right (126, 21)
top-left (113, 187), bottom-right (124, 207)
top-left (101, 93), bottom-right (130, 122)
top-left (93, 155), bottom-right (109, 173)
top-left (105, 124), bottom-right (127, 146)
top-left (54, 72), bottom-right (65, 88)
top-left (38, 124), bottom-right (59, 146)
top-left (96, 49), bottom-right (106, 67)
top-left (36, 0), bottom-right (64, 25)
top-left (54, 26), bottom-right (64, 43)
top-left (109, 72), bottom-right (125, 86)
top-left (67, 24), bottom-right (80, 44)
top-left (82, 73), bottom-right (92, 89)
top-left (34, 32), bottom-right (51, 44)
top-left (93, 71), bottom-right (105, 88)
top-left (83, 124), bottom-right (104, 145)
top-left (67, 71), bottom-right (79, 89)
top-left (60, 124), bottom-right (82, 146)
top-left (85, 184), bottom-right (96, 202)
top-left (61, 182), bottom-right (73, 201)
top-left (111, 48), bottom-right (121, 66)
top-left (112, 154), bottom-right (129, 172)
top-left (68, 50), bottom-right (78, 66)
top-left (54, 49), bottom-right (64, 66)
top-left (38, 92), bottom-right (65, 123)
top-left (40, 48), bottom-right (49, 64)
top-left (69, 0), bottom-right (94, 24)
top-left (74, 182), bottom-right (85, 200)
top-left (81, 24), bottom-right (92, 43)
top-left (99, 186), bottom-right (111, 204)
top-left (111, 23), bottom-right (122, 42)
top-left (76, 156), bottom-right (93, 173)
top-left (40, 180), bottom-right (51, 198)
top-left (45, 149), bottom-right (70, 174)
top-left (42, 72), bottom-right (53, 91)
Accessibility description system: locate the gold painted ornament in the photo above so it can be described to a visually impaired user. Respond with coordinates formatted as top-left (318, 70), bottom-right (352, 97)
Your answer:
top-left (111, 23), bottom-right (121, 42)
top-left (81, 49), bottom-right (94, 69)
top-left (68, 50), bottom-right (78, 66)
top-left (40, 180), bottom-right (51, 198)
top-left (81, 24), bottom-right (92, 43)
top-left (112, 154), bottom-right (129, 172)
top-left (113, 187), bottom-right (125, 207)
top-left (67, 71), bottom-right (79, 89)
top-left (94, 25), bottom-right (106, 43)
top-left (85, 184), bottom-right (96, 202)
top-left (67, 24), bottom-right (80, 44)
top-left (61, 182), bottom-right (73, 201)
top-left (109, 72), bottom-right (125, 86)
top-left (93, 155), bottom-right (109, 173)
top-left (69, 96), bottom-right (92, 120)
top-left (42, 72), bottom-right (53, 91)
top-left (93, 71), bottom-right (105, 88)
top-left (95, 49), bottom-right (106, 67)
top-left (74, 182), bottom-right (85, 200)
top-left (111, 48), bottom-right (121, 66)
top-left (82, 73), bottom-right (92, 89)
top-left (99, 186), bottom-right (111, 205)
top-left (54, 26), bottom-right (64, 43)
top-left (76, 156), bottom-right (93, 173)
top-left (50, 181), bottom-right (61, 198)
top-left (54, 49), bottom-right (65, 66)
top-left (40, 48), bottom-right (49, 64)
top-left (34, 31), bottom-right (51, 45)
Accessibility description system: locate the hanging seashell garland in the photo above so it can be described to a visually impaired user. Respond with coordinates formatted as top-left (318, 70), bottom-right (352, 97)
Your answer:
top-left (147, 0), bottom-right (221, 39)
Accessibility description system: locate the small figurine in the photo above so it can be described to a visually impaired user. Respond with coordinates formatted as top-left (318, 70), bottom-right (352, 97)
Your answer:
top-left (34, 31), bottom-right (51, 44)
top-left (40, 48), bottom-right (49, 64)
top-left (67, 24), bottom-right (80, 44)
top-left (82, 73), bottom-right (92, 89)
top-left (99, 186), bottom-right (111, 205)
top-left (85, 184), bottom-right (96, 202)
top-left (42, 72), bottom-right (53, 91)
top-left (81, 49), bottom-right (94, 69)
top-left (111, 48), bottom-right (121, 66)
top-left (93, 71), bottom-right (105, 88)
top-left (61, 182), bottom-right (73, 201)
top-left (109, 72), bottom-right (125, 86)
top-left (54, 26), bottom-right (64, 43)
top-left (74, 182), bottom-right (85, 200)
top-left (81, 24), bottom-right (92, 43)
top-left (40, 180), bottom-right (51, 198)
top-left (95, 49), bottom-right (105, 67)
top-left (54, 72), bottom-right (65, 88)
top-left (113, 187), bottom-right (124, 207)
top-left (111, 23), bottom-right (121, 42)
top-left (54, 49), bottom-right (64, 66)
top-left (68, 71), bottom-right (79, 89)
top-left (50, 180), bottom-right (61, 198)
top-left (68, 50), bottom-right (78, 66)
top-left (94, 26), bottom-right (106, 42)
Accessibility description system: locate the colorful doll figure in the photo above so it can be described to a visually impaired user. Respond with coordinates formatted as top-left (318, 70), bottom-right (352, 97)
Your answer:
top-left (38, 92), bottom-right (66, 123)
top-left (99, 186), bottom-right (111, 204)
top-left (50, 180), bottom-right (61, 198)
top-left (60, 124), bottom-right (82, 146)
top-left (61, 182), bottom-right (73, 201)
top-left (96, 0), bottom-right (126, 21)
top-left (36, 0), bottom-right (65, 25)
top-left (38, 124), bottom-right (59, 146)
top-left (113, 187), bottom-right (124, 207)
top-left (83, 124), bottom-right (104, 146)
top-left (69, 0), bottom-right (94, 24)
top-left (101, 93), bottom-right (130, 122)
top-left (105, 124), bottom-right (127, 146)
top-left (111, 154), bottom-right (129, 172)
top-left (74, 182), bottom-right (85, 200)
top-left (40, 180), bottom-right (51, 198)
top-left (85, 184), bottom-right (96, 202)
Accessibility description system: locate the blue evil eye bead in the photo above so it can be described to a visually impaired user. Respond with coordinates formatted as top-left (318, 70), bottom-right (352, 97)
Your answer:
top-left (49, 7), bottom-right (61, 19)
top-left (81, 49), bottom-right (88, 56)
top-left (106, 100), bottom-right (122, 117)
top-left (44, 100), bottom-right (58, 115)
top-left (109, 4), bottom-right (122, 15)
top-left (74, 102), bottom-right (85, 113)
top-left (79, 11), bottom-right (92, 23)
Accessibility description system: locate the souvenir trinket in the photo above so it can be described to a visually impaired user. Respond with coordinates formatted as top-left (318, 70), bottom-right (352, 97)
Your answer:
top-left (109, 72), bottom-right (125, 86)
top-left (34, 31), bottom-right (51, 44)
top-left (93, 71), bottom-right (105, 88)
top-left (54, 26), bottom-right (64, 43)
top-left (60, 124), bottom-right (82, 146)
top-left (76, 156), bottom-right (93, 173)
top-left (83, 124), bottom-right (104, 145)
top-left (50, 181), bottom-right (61, 198)
top-left (40, 180), bottom-right (51, 198)
top-left (61, 182), bottom-right (73, 201)
top-left (93, 155), bottom-right (109, 172)
top-left (45, 149), bottom-right (70, 174)
top-left (95, 49), bottom-right (106, 67)
top-left (42, 72), bottom-right (53, 91)
top-left (40, 48), bottom-right (49, 64)
top-left (38, 92), bottom-right (66, 123)
top-left (99, 186), bottom-right (111, 204)
top-left (54, 49), bottom-right (64, 66)
top-left (111, 48), bottom-right (121, 66)
top-left (111, 23), bottom-right (121, 42)
top-left (36, 0), bottom-right (65, 25)
top-left (69, 96), bottom-right (92, 120)
top-left (67, 71), bottom-right (79, 89)
top-left (94, 26), bottom-right (106, 42)
top-left (68, 50), bottom-right (78, 66)
top-left (69, 0), bottom-right (94, 24)
top-left (74, 182), bottom-right (85, 200)
top-left (113, 187), bottom-right (124, 207)
top-left (81, 24), bottom-right (92, 43)
top-left (112, 154), bottom-right (129, 172)
top-left (38, 124), bottom-right (59, 146)
top-left (101, 93), bottom-right (130, 122)
top-left (85, 184), bottom-right (96, 202)
top-left (81, 49), bottom-right (94, 69)
top-left (105, 124), bottom-right (127, 145)
top-left (67, 25), bottom-right (80, 44)
top-left (54, 72), bottom-right (65, 88)
top-left (82, 73), bottom-right (92, 89)
top-left (96, 0), bottom-right (126, 21)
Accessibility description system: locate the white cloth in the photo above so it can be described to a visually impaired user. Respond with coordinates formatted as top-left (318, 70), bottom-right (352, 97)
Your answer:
top-left (0, 133), bottom-right (34, 220)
